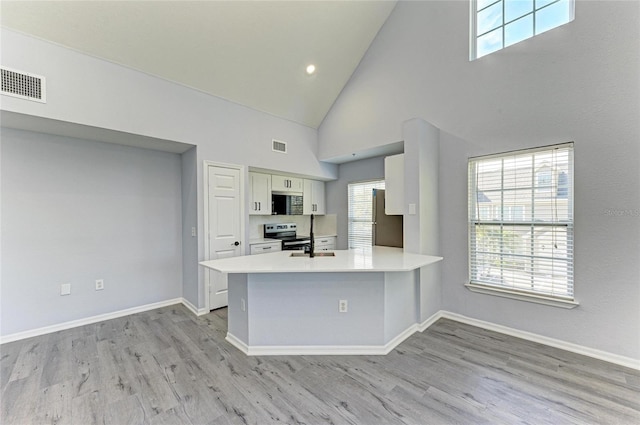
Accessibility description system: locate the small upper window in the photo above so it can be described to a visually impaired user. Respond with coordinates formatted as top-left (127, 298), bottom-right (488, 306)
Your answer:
top-left (471, 0), bottom-right (575, 60)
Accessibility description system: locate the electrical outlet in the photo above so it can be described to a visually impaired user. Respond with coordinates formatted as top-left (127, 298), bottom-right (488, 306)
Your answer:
top-left (339, 299), bottom-right (348, 313)
top-left (191, 227), bottom-right (196, 237)
top-left (61, 283), bottom-right (71, 296)
top-left (95, 279), bottom-right (104, 291)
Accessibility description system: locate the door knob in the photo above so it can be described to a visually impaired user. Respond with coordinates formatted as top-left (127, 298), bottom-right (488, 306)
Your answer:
top-left (233, 241), bottom-right (240, 246)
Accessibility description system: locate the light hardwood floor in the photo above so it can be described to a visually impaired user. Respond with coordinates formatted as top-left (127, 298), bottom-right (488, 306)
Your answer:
top-left (1, 304), bottom-right (639, 424)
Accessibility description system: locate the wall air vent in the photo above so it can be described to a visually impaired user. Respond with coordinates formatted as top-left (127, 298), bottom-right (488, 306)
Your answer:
top-left (1, 67), bottom-right (46, 103)
top-left (272, 139), bottom-right (287, 153)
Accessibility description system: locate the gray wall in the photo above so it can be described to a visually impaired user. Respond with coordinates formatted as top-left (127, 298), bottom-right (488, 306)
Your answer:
top-left (2, 27), bottom-right (338, 311)
top-left (1, 128), bottom-right (183, 336)
top-left (319, 1), bottom-right (640, 359)
top-left (325, 156), bottom-right (385, 250)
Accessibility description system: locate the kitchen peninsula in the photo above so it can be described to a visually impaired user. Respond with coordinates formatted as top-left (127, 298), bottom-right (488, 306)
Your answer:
top-left (200, 247), bottom-right (442, 355)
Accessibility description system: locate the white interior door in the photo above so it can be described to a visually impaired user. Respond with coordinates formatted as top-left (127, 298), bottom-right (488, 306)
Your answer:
top-left (207, 164), bottom-right (243, 310)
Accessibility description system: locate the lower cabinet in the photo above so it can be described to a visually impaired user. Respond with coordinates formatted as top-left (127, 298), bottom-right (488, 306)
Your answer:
top-left (250, 241), bottom-right (282, 255)
top-left (314, 236), bottom-right (336, 251)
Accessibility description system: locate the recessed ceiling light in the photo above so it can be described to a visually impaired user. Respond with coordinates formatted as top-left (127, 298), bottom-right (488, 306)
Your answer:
top-left (306, 64), bottom-right (316, 75)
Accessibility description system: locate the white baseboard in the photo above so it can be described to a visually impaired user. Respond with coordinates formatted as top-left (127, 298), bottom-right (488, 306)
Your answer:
top-left (428, 311), bottom-right (640, 371)
top-left (0, 298), bottom-right (183, 344)
top-left (4, 301), bottom-right (637, 371)
top-left (382, 324), bottom-right (419, 354)
top-left (181, 297), bottom-right (209, 316)
top-left (226, 333), bottom-right (250, 355)
top-left (418, 310), bottom-right (446, 332)
top-left (226, 309), bottom-right (640, 369)
top-left (226, 323), bottom-right (420, 356)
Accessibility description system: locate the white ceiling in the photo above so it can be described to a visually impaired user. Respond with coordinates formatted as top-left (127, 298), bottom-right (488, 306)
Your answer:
top-left (0, 0), bottom-right (397, 129)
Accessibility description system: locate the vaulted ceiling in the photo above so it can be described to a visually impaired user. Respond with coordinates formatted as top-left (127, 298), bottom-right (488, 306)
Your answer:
top-left (1, 1), bottom-right (397, 129)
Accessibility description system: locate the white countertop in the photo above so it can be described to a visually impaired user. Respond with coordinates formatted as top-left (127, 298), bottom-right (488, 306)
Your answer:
top-left (200, 246), bottom-right (442, 273)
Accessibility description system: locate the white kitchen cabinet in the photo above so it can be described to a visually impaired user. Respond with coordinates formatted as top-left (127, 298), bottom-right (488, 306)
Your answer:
top-left (272, 174), bottom-right (303, 193)
top-left (314, 236), bottom-right (336, 251)
top-left (249, 172), bottom-right (272, 215)
top-left (250, 241), bottom-right (282, 255)
top-left (384, 154), bottom-right (404, 215)
top-left (303, 179), bottom-right (326, 215)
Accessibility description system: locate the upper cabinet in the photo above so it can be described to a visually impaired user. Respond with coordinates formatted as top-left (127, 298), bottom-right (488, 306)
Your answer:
top-left (272, 174), bottom-right (303, 193)
top-left (385, 154), bottom-right (404, 215)
top-left (249, 172), bottom-right (272, 215)
top-left (250, 171), bottom-right (327, 215)
top-left (303, 179), bottom-right (326, 215)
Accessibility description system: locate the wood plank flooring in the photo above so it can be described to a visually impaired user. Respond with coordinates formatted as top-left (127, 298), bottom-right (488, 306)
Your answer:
top-left (1, 304), bottom-right (639, 424)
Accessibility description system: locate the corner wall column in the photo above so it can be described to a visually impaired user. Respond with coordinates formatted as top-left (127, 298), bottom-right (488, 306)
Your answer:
top-left (402, 118), bottom-right (442, 322)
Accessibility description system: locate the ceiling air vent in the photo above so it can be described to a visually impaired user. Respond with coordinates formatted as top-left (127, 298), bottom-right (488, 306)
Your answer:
top-left (272, 139), bottom-right (287, 154)
top-left (1, 67), bottom-right (46, 103)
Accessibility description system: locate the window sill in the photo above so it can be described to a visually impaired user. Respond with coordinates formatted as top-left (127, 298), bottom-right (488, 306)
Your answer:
top-left (465, 283), bottom-right (580, 309)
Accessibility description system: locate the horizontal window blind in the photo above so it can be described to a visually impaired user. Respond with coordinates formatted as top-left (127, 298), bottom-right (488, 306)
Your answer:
top-left (348, 180), bottom-right (385, 249)
top-left (468, 143), bottom-right (574, 300)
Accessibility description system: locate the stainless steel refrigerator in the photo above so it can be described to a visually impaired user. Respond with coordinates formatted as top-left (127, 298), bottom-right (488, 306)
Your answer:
top-left (372, 189), bottom-right (403, 248)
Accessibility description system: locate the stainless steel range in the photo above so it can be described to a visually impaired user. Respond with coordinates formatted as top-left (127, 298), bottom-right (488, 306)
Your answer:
top-left (264, 223), bottom-right (311, 251)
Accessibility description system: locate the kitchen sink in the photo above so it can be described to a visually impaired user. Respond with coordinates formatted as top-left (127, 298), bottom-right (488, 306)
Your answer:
top-left (290, 252), bottom-right (336, 257)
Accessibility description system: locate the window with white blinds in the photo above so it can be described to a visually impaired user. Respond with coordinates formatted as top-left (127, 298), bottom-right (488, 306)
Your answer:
top-left (468, 143), bottom-right (574, 301)
top-left (348, 180), bottom-right (385, 249)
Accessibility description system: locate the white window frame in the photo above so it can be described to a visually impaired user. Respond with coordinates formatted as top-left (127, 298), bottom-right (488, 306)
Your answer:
top-left (348, 180), bottom-right (385, 249)
top-left (470, 0), bottom-right (576, 60)
top-left (467, 143), bottom-right (578, 308)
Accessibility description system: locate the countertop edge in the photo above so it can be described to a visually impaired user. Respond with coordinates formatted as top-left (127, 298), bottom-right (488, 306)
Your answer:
top-left (199, 250), bottom-right (443, 274)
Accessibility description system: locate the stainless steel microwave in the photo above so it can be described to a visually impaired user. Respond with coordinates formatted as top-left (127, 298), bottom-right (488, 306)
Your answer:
top-left (272, 194), bottom-right (303, 215)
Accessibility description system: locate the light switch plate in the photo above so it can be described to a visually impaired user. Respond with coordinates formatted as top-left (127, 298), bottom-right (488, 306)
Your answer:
top-left (409, 203), bottom-right (417, 215)
top-left (61, 283), bottom-right (71, 295)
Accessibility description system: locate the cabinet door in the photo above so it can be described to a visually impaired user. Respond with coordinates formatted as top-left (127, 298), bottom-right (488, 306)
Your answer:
top-left (313, 180), bottom-right (326, 215)
top-left (303, 179), bottom-right (326, 215)
top-left (249, 172), bottom-right (272, 215)
top-left (272, 174), bottom-right (303, 193)
top-left (303, 179), bottom-right (314, 214)
top-left (289, 177), bottom-right (304, 192)
top-left (384, 154), bottom-right (404, 215)
top-left (271, 174), bottom-right (288, 192)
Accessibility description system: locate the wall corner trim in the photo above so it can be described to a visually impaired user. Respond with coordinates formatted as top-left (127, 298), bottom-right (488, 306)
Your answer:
top-left (181, 298), bottom-right (209, 316)
top-left (226, 332), bottom-right (250, 355)
top-left (420, 311), bottom-right (640, 371)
